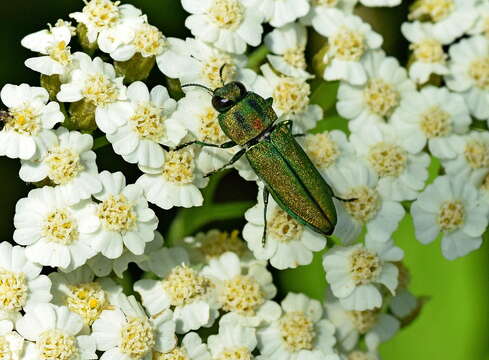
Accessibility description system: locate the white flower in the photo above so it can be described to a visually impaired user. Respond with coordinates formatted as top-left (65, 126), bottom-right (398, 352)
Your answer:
top-left (154, 332), bottom-right (211, 360)
top-left (323, 239), bottom-right (404, 311)
top-left (135, 247), bottom-right (219, 334)
top-left (411, 175), bottom-right (489, 260)
top-left (17, 303), bottom-right (97, 360)
top-left (388, 263), bottom-right (419, 320)
top-left (106, 82), bottom-right (184, 169)
top-left (57, 52), bottom-right (128, 134)
top-left (243, 186), bottom-right (328, 270)
top-left (201, 252), bottom-right (280, 327)
top-left (257, 293), bottom-right (338, 360)
top-left (360, 0), bottom-right (400, 6)
top-left (243, 0), bottom-right (309, 28)
top-left (207, 318), bottom-right (257, 359)
top-left (350, 124), bottom-right (431, 201)
top-left (264, 23), bottom-right (313, 79)
top-left (325, 159), bottom-right (405, 243)
top-left (91, 294), bottom-right (176, 359)
top-left (408, 0), bottom-right (478, 43)
top-left (19, 127), bottom-right (102, 205)
top-left (325, 295), bottom-right (400, 351)
top-left (182, 0), bottom-right (263, 54)
top-left (445, 36), bottom-right (489, 121)
top-left (70, 0), bottom-right (143, 45)
top-left (49, 266), bottom-right (122, 328)
top-left (401, 21), bottom-right (451, 83)
top-left (391, 86), bottom-right (471, 156)
top-left (90, 171), bottom-right (158, 259)
top-left (0, 320), bottom-right (25, 360)
top-left (468, 2), bottom-right (489, 38)
top-left (339, 350), bottom-right (380, 360)
top-left (337, 51), bottom-right (415, 132)
top-left (301, 0), bottom-right (358, 26)
top-left (0, 242), bottom-right (52, 322)
top-left (312, 9), bottom-right (383, 85)
top-left (0, 84), bottom-right (64, 160)
top-left (13, 186), bottom-right (98, 271)
top-left (136, 146), bottom-right (208, 209)
top-left (21, 19), bottom-right (76, 77)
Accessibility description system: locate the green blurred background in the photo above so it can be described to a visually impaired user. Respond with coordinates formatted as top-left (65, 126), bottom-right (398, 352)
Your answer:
top-left (0, 1), bottom-right (487, 359)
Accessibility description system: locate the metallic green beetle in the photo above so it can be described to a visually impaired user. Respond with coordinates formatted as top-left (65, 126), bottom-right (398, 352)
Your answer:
top-left (179, 80), bottom-right (338, 240)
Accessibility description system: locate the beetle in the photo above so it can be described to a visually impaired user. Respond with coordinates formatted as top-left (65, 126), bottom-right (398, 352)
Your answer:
top-left (178, 79), bottom-right (341, 242)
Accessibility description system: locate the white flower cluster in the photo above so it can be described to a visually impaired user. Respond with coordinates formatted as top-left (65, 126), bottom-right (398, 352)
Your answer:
top-left (0, 0), bottom-right (487, 358)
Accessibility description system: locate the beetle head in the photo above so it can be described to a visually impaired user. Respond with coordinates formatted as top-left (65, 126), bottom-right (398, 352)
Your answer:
top-left (212, 81), bottom-right (247, 113)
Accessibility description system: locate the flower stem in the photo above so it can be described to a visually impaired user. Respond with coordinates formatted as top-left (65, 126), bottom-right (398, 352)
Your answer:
top-left (93, 135), bottom-right (110, 150)
top-left (247, 45), bottom-right (269, 72)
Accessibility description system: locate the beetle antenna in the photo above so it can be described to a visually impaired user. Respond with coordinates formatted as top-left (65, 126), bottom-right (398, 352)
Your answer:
top-left (181, 83), bottom-right (214, 95)
top-left (219, 64), bottom-right (229, 85)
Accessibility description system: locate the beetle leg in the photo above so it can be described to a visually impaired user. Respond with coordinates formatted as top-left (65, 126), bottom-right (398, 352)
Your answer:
top-left (174, 140), bottom-right (236, 151)
top-left (262, 186), bottom-right (270, 246)
top-left (333, 195), bottom-right (357, 202)
top-left (293, 133), bottom-right (306, 138)
top-left (203, 148), bottom-right (246, 178)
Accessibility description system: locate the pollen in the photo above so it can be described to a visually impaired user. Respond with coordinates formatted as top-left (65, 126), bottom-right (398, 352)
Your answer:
top-left (201, 55), bottom-right (237, 89)
top-left (304, 132), bottom-right (340, 168)
top-left (198, 230), bottom-right (247, 260)
top-left (82, 73), bottom-right (119, 106)
top-left (363, 79), bottom-right (400, 118)
top-left (207, 0), bottom-right (244, 30)
top-left (199, 106), bottom-right (228, 144)
top-left (161, 265), bottom-right (212, 306)
top-left (419, 105), bottom-right (451, 138)
top-left (468, 57), bottom-right (489, 90)
top-left (368, 142), bottom-right (407, 177)
top-left (329, 27), bottom-right (366, 62)
top-left (37, 329), bottom-right (78, 360)
top-left (279, 311), bottom-right (316, 352)
top-left (119, 317), bottom-right (155, 359)
top-left (133, 23), bottom-right (166, 57)
top-left (47, 41), bottom-right (72, 66)
top-left (66, 282), bottom-right (109, 325)
top-left (215, 347), bottom-right (252, 360)
top-left (348, 309), bottom-right (379, 334)
top-left (347, 351), bottom-right (371, 360)
top-left (83, 0), bottom-right (120, 29)
top-left (6, 105), bottom-right (40, 135)
top-left (344, 186), bottom-right (381, 223)
top-left (283, 46), bottom-right (307, 69)
top-left (438, 200), bottom-right (465, 232)
top-left (0, 336), bottom-right (13, 359)
top-left (273, 77), bottom-right (310, 115)
top-left (411, 39), bottom-right (446, 64)
top-left (162, 149), bottom-right (195, 185)
top-left (269, 208), bottom-right (304, 243)
top-left (154, 347), bottom-right (189, 360)
top-left (45, 146), bottom-right (85, 185)
top-left (97, 194), bottom-right (137, 232)
top-left (464, 139), bottom-right (489, 169)
top-left (409, 0), bottom-right (454, 22)
top-left (221, 275), bottom-right (264, 315)
top-left (0, 268), bottom-right (28, 312)
top-left (42, 208), bottom-right (79, 245)
top-left (130, 102), bottom-right (166, 142)
top-left (348, 247), bottom-right (381, 285)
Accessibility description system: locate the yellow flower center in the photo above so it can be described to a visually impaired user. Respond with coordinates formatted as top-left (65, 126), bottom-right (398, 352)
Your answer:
top-left (304, 133), bottom-right (340, 168)
top-left (0, 268), bottom-right (28, 313)
top-left (329, 27), bottom-right (366, 62)
top-left (199, 106), bottom-right (228, 144)
top-left (66, 282), bottom-right (109, 325)
top-left (464, 139), bottom-right (489, 169)
top-left (364, 79), bottom-right (400, 118)
top-left (411, 39), bottom-right (446, 64)
top-left (45, 146), bottom-right (84, 185)
top-left (348, 248), bottom-right (381, 285)
top-left (221, 275), bottom-right (264, 316)
top-left (82, 73), bottom-right (119, 106)
top-left (279, 312), bottom-right (315, 352)
top-left (42, 208), bottom-right (79, 245)
top-left (419, 105), bottom-right (451, 138)
top-left (133, 23), bottom-right (166, 57)
top-left (130, 102), bottom-right (166, 141)
top-left (161, 265), bottom-right (212, 306)
top-left (207, 0), bottom-right (244, 30)
top-left (5, 106), bottom-right (40, 136)
top-left (120, 317), bottom-right (155, 359)
top-left (47, 41), bottom-right (72, 66)
top-left (269, 208), bottom-right (303, 242)
top-left (348, 310), bottom-right (379, 334)
top-left (162, 149), bottom-right (195, 185)
top-left (154, 347), bottom-right (189, 360)
top-left (83, 0), bottom-right (120, 29)
top-left (283, 46), bottom-right (307, 69)
top-left (410, 0), bottom-right (454, 22)
top-left (37, 329), bottom-right (78, 360)
top-left (438, 200), bottom-right (465, 232)
top-left (97, 194), bottom-right (137, 232)
top-left (368, 142), bottom-right (407, 177)
top-left (344, 186), bottom-right (381, 223)
top-left (312, 0), bottom-right (338, 6)
top-left (348, 351), bottom-right (371, 360)
top-left (0, 336), bottom-right (13, 360)
top-left (216, 347), bottom-right (252, 360)
top-left (201, 55), bottom-right (237, 89)
top-left (469, 57), bottom-right (489, 90)
top-left (198, 230), bottom-right (247, 260)
top-left (273, 77), bottom-right (310, 115)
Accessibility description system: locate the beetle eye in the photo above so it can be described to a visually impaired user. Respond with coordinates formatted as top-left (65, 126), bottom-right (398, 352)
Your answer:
top-left (212, 96), bottom-right (234, 112)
